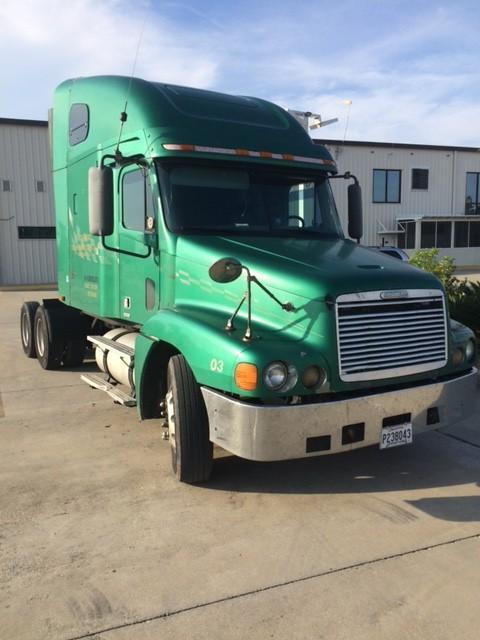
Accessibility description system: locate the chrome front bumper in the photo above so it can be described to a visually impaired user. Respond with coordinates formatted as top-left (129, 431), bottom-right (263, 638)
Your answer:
top-left (201, 368), bottom-right (478, 461)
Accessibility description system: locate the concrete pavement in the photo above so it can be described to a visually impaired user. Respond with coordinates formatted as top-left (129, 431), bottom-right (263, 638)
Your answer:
top-left (1, 290), bottom-right (479, 640)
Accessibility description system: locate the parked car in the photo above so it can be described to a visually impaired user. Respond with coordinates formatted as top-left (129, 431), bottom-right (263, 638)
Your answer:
top-left (369, 246), bottom-right (409, 261)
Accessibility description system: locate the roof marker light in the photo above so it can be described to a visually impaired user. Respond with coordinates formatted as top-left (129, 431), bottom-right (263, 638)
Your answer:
top-left (162, 143), bottom-right (336, 168)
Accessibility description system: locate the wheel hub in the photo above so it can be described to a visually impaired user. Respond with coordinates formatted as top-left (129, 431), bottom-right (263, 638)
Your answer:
top-left (165, 390), bottom-right (176, 453)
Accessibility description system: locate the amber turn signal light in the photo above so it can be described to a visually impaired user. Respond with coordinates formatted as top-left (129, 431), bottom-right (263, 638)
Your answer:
top-left (234, 363), bottom-right (258, 391)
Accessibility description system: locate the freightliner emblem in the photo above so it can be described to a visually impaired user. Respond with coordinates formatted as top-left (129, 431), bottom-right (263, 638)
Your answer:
top-left (380, 290), bottom-right (409, 300)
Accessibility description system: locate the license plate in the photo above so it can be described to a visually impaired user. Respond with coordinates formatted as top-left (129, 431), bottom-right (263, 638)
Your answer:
top-left (380, 423), bottom-right (413, 449)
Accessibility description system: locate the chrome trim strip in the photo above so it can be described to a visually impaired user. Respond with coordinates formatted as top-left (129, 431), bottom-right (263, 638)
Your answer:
top-left (336, 289), bottom-right (442, 303)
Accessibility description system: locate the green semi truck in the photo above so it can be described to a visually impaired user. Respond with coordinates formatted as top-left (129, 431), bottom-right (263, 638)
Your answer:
top-left (20, 75), bottom-right (477, 482)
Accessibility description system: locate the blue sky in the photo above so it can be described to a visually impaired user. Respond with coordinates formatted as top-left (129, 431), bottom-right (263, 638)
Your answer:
top-left (1, 0), bottom-right (479, 145)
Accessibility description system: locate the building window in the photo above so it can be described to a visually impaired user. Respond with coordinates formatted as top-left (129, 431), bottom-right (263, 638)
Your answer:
top-left (2, 179), bottom-right (11, 192)
top-left (436, 221), bottom-right (452, 248)
top-left (18, 226), bottom-right (56, 239)
top-left (36, 180), bottom-right (45, 193)
top-left (122, 168), bottom-right (154, 232)
top-left (420, 222), bottom-right (436, 248)
top-left (456, 220), bottom-right (480, 247)
top-left (397, 220), bottom-right (416, 249)
top-left (373, 169), bottom-right (401, 203)
top-left (69, 103), bottom-right (89, 146)
top-left (465, 173), bottom-right (480, 214)
top-left (411, 168), bottom-right (429, 190)
top-left (471, 221), bottom-right (480, 246)
top-left (454, 221), bottom-right (469, 247)
top-left (420, 220), bottom-right (452, 248)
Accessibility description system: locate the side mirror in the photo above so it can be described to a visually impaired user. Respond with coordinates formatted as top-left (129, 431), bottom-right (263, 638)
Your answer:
top-left (88, 166), bottom-right (113, 236)
top-left (347, 182), bottom-right (363, 241)
top-left (209, 257), bottom-right (243, 283)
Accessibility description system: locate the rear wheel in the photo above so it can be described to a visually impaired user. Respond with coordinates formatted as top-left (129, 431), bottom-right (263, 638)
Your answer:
top-left (20, 301), bottom-right (39, 358)
top-left (166, 355), bottom-right (213, 483)
top-left (34, 306), bottom-right (63, 370)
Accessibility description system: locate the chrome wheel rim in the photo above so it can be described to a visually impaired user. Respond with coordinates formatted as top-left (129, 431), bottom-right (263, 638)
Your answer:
top-left (166, 389), bottom-right (176, 464)
top-left (35, 316), bottom-right (45, 358)
top-left (21, 312), bottom-right (30, 347)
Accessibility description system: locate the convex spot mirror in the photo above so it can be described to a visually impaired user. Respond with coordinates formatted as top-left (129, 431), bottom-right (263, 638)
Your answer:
top-left (209, 257), bottom-right (243, 283)
top-left (88, 166), bottom-right (114, 236)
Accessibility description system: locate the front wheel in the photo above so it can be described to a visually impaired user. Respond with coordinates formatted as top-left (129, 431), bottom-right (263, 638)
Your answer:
top-left (166, 355), bottom-right (213, 483)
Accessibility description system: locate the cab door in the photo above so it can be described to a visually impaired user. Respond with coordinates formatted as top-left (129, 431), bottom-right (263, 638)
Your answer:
top-left (117, 165), bottom-right (159, 324)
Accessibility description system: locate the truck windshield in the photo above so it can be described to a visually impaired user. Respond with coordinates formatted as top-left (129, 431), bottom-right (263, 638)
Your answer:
top-left (156, 162), bottom-right (343, 238)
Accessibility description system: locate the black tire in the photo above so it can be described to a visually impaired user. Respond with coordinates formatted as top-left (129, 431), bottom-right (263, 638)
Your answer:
top-left (34, 306), bottom-right (63, 370)
top-left (62, 338), bottom-right (86, 367)
top-left (20, 301), bottom-right (39, 358)
top-left (166, 355), bottom-right (213, 483)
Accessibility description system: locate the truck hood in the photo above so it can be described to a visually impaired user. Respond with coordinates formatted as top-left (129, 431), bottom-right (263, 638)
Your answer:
top-left (175, 235), bottom-right (441, 300)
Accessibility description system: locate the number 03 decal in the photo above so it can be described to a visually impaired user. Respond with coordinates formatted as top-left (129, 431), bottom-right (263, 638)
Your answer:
top-left (210, 358), bottom-right (224, 373)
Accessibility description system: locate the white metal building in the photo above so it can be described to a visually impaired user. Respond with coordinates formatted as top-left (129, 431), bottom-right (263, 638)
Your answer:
top-left (0, 118), bottom-right (56, 286)
top-left (319, 139), bottom-right (480, 268)
top-left (2, 118), bottom-right (480, 285)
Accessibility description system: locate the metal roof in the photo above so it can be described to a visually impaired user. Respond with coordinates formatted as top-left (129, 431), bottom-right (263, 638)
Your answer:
top-left (0, 117), bottom-right (47, 127)
top-left (313, 138), bottom-right (480, 153)
top-left (397, 214), bottom-right (480, 221)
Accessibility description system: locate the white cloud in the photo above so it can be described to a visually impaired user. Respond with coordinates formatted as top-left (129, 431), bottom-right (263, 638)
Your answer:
top-left (0, 0), bottom-right (479, 146)
top-left (0, 0), bottom-right (219, 118)
top-left (258, 8), bottom-right (480, 146)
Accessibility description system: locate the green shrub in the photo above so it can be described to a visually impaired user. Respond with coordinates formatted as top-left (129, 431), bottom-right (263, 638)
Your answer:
top-left (448, 281), bottom-right (480, 335)
top-left (408, 248), bottom-right (457, 298)
top-left (408, 248), bottom-right (480, 334)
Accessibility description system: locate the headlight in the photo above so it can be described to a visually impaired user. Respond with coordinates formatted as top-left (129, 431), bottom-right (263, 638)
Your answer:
top-left (452, 348), bottom-right (464, 366)
top-left (301, 365), bottom-right (327, 389)
top-left (465, 339), bottom-right (476, 362)
top-left (263, 361), bottom-right (298, 392)
top-left (264, 361), bottom-right (288, 390)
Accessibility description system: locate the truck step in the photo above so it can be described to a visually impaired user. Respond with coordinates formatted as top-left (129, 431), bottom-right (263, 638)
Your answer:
top-left (87, 335), bottom-right (134, 361)
top-left (81, 373), bottom-right (137, 407)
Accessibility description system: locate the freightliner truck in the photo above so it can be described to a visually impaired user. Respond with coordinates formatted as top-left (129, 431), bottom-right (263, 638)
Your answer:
top-left (20, 76), bottom-right (477, 483)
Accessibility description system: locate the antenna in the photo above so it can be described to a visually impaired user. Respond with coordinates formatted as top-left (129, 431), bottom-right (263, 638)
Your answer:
top-left (115, 14), bottom-right (148, 158)
top-left (342, 99), bottom-right (352, 142)
top-left (287, 109), bottom-right (338, 134)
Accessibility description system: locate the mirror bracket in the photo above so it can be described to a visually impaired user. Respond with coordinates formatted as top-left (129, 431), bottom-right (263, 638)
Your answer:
top-left (209, 258), bottom-right (295, 340)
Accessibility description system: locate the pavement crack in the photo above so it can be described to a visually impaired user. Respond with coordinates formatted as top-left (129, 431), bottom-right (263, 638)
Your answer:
top-left (65, 532), bottom-right (480, 640)
top-left (437, 430), bottom-right (480, 449)
top-left (1, 383), bottom-right (87, 395)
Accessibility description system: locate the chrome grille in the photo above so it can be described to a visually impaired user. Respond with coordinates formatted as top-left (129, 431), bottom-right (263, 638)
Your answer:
top-left (336, 290), bottom-right (447, 382)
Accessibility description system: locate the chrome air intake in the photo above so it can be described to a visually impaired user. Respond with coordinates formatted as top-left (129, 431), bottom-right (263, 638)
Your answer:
top-left (336, 289), bottom-right (447, 382)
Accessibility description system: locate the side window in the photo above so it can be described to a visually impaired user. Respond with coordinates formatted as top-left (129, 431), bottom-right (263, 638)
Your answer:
top-left (69, 103), bottom-right (89, 146)
top-left (122, 168), bottom-right (154, 232)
